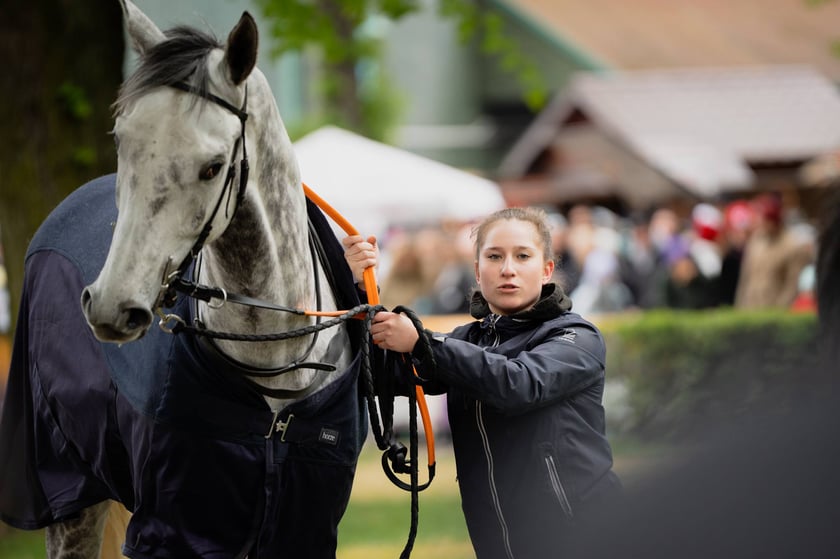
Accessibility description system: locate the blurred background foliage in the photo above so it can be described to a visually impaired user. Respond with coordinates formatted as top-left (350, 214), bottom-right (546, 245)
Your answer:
top-left (254, 0), bottom-right (546, 141)
top-left (601, 309), bottom-right (821, 440)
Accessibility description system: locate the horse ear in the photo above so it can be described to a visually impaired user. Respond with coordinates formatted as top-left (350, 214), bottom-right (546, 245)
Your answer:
top-left (225, 12), bottom-right (259, 85)
top-left (119, 0), bottom-right (166, 54)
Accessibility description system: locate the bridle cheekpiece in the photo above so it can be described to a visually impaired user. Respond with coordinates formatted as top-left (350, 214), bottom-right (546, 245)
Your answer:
top-left (158, 81), bottom-right (250, 309)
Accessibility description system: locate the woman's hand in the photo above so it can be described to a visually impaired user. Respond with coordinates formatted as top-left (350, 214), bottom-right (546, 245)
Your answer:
top-left (342, 234), bottom-right (378, 288)
top-left (370, 311), bottom-right (419, 353)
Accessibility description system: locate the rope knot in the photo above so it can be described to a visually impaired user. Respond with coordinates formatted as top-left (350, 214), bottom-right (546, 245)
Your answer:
top-left (385, 442), bottom-right (410, 474)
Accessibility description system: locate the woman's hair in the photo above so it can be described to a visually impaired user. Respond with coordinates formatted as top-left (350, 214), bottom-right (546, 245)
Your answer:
top-left (472, 207), bottom-right (554, 262)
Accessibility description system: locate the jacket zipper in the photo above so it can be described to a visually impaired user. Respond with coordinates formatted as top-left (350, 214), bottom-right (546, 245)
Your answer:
top-left (476, 315), bottom-right (514, 557)
top-left (476, 402), bottom-right (515, 559)
top-left (544, 454), bottom-right (574, 518)
top-left (485, 313), bottom-right (502, 347)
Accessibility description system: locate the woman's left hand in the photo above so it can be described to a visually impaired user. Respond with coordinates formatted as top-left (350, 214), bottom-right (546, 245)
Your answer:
top-left (370, 311), bottom-right (419, 353)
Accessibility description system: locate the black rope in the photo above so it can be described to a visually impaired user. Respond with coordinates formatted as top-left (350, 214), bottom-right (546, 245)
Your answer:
top-left (361, 306), bottom-right (388, 448)
top-left (167, 298), bottom-right (435, 556)
top-left (372, 305), bottom-right (438, 558)
top-left (400, 367), bottom-right (419, 559)
top-left (169, 304), bottom-right (376, 341)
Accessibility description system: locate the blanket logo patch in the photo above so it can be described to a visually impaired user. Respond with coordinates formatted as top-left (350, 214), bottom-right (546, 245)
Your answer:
top-left (319, 428), bottom-right (340, 446)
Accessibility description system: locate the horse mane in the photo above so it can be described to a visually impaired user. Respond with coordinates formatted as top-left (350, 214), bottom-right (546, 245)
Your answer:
top-left (113, 26), bottom-right (223, 115)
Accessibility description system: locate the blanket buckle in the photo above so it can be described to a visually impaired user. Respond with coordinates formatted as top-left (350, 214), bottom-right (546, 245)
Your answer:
top-left (265, 411), bottom-right (294, 441)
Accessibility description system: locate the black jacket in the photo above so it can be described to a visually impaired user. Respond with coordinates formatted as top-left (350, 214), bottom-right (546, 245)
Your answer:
top-left (416, 284), bottom-right (620, 559)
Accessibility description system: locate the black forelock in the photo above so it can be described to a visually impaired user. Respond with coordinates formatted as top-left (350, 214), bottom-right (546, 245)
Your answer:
top-left (114, 26), bottom-right (223, 115)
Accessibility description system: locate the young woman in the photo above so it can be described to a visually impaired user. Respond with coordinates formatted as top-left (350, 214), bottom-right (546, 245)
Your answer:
top-left (342, 207), bottom-right (621, 559)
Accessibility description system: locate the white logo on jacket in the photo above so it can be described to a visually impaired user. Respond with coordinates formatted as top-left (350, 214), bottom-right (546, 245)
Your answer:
top-left (555, 329), bottom-right (577, 343)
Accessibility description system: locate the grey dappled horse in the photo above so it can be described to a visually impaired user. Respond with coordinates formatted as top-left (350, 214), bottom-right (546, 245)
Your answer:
top-left (0, 2), bottom-right (367, 557)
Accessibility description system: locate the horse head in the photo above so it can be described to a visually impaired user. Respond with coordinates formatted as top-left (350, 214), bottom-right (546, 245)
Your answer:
top-left (82, 0), bottom-right (259, 343)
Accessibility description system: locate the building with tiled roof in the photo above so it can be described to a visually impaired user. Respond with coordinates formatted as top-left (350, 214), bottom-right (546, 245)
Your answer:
top-left (473, 0), bottom-right (840, 212)
top-left (499, 65), bottom-right (840, 211)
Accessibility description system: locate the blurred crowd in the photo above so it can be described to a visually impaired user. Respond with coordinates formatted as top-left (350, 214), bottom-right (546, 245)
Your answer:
top-left (373, 191), bottom-right (817, 316)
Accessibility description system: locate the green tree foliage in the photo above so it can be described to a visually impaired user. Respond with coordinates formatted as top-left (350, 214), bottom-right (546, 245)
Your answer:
top-left (439, 0), bottom-right (547, 109)
top-left (253, 0), bottom-right (547, 140)
top-left (254, 0), bottom-right (415, 139)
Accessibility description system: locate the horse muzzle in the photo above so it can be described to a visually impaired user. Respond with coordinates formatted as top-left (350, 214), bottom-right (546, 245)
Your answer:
top-left (80, 286), bottom-right (154, 343)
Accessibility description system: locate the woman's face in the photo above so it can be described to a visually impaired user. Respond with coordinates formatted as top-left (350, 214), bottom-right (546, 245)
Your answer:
top-left (475, 219), bottom-right (554, 315)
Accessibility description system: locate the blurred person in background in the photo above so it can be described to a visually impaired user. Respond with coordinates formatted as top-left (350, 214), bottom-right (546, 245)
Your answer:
top-left (378, 228), bottom-right (449, 313)
top-left (790, 263), bottom-right (817, 313)
top-left (426, 221), bottom-right (476, 314)
top-left (685, 202), bottom-right (726, 307)
top-left (570, 247), bottom-right (633, 315)
top-left (735, 193), bottom-right (812, 309)
top-left (687, 203), bottom-right (724, 285)
top-left (342, 206), bottom-right (621, 559)
top-left (548, 211), bottom-right (581, 293)
top-left (557, 204), bottom-right (595, 293)
top-left (661, 203), bottom-right (730, 310)
top-left (617, 210), bottom-right (669, 309)
top-left (663, 237), bottom-right (720, 309)
top-left (566, 205), bottom-right (633, 315)
top-left (719, 200), bottom-right (755, 306)
top-left (648, 207), bottom-right (683, 261)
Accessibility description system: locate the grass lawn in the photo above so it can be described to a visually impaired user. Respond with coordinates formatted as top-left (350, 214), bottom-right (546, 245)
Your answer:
top-left (0, 443), bottom-right (473, 559)
top-left (0, 528), bottom-right (44, 559)
top-left (338, 442), bottom-right (474, 559)
top-left (0, 438), bottom-right (658, 558)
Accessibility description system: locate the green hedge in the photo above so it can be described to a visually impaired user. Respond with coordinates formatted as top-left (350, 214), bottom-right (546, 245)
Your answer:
top-left (600, 309), bottom-right (821, 440)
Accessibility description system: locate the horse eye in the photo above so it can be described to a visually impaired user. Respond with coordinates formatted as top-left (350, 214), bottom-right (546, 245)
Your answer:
top-left (200, 162), bottom-right (224, 181)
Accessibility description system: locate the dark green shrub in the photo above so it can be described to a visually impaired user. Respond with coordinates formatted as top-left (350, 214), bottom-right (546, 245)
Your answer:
top-left (601, 309), bottom-right (820, 440)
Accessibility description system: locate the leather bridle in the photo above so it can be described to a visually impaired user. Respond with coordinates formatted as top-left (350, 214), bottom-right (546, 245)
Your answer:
top-left (157, 80), bottom-right (250, 310)
top-left (149, 81), bottom-right (342, 399)
top-left (136, 80), bottom-right (437, 554)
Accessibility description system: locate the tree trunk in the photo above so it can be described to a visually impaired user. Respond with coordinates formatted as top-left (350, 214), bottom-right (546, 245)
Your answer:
top-left (326, 58), bottom-right (363, 131)
top-left (0, 0), bottom-right (124, 334)
top-left (316, 0), bottom-right (363, 131)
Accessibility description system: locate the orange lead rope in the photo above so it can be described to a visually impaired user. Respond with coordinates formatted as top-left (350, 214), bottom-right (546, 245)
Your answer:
top-left (302, 182), bottom-right (437, 470)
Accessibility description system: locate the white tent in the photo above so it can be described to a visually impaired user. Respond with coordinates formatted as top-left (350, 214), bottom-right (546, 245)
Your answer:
top-left (294, 126), bottom-right (506, 238)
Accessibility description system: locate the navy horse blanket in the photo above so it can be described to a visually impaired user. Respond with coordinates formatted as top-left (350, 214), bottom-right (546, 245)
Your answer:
top-left (0, 174), bottom-right (367, 558)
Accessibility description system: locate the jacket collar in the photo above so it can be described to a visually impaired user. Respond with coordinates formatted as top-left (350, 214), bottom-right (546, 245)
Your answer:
top-left (469, 283), bottom-right (573, 322)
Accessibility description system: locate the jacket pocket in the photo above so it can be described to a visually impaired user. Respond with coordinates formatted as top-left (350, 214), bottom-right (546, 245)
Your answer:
top-left (543, 452), bottom-right (574, 518)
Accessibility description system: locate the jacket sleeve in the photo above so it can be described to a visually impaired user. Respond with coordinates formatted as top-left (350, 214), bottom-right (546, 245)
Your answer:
top-left (425, 323), bottom-right (606, 415)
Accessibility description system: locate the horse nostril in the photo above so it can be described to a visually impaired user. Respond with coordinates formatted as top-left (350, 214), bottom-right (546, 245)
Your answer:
top-left (81, 288), bottom-right (92, 313)
top-left (125, 307), bottom-right (153, 331)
